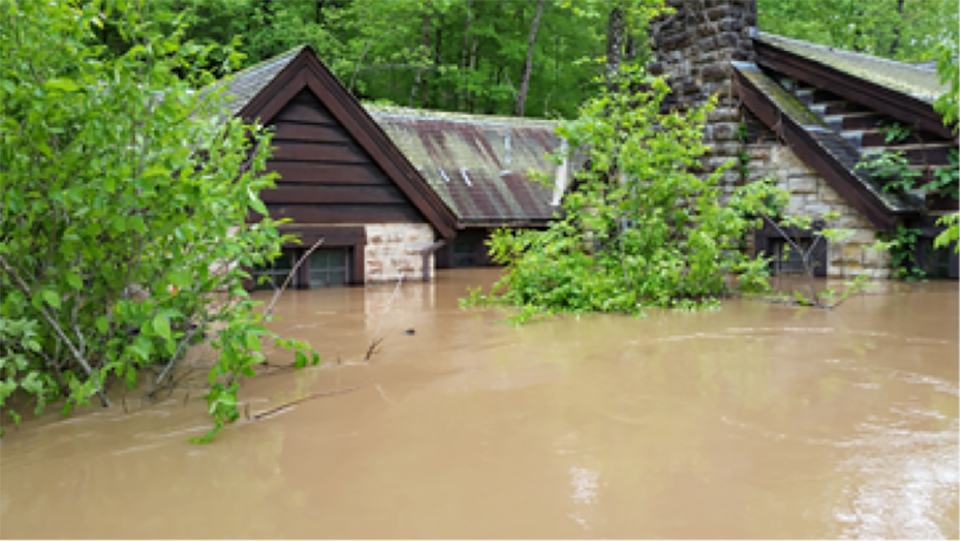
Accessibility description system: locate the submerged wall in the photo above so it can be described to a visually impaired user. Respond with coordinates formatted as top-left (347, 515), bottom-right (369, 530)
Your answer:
top-left (651, 0), bottom-right (890, 278)
top-left (746, 141), bottom-right (891, 278)
top-left (364, 223), bottom-right (436, 284)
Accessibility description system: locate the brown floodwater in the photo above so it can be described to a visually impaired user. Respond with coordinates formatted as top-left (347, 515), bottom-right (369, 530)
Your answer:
top-left (1, 269), bottom-right (958, 539)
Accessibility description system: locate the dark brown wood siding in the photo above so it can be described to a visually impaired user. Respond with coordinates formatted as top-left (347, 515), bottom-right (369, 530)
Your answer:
top-left (262, 89), bottom-right (429, 225)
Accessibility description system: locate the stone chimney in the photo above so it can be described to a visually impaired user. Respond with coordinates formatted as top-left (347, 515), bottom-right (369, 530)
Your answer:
top-left (649, 0), bottom-right (758, 189)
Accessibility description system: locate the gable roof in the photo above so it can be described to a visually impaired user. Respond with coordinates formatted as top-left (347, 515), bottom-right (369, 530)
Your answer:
top-left (754, 32), bottom-right (953, 139)
top-left (756, 33), bottom-right (947, 103)
top-left (366, 106), bottom-right (564, 226)
top-left (733, 61), bottom-right (922, 231)
top-left (216, 46), bottom-right (459, 238)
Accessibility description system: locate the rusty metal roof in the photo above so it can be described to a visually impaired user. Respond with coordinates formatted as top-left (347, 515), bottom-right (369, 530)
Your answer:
top-left (366, 106), bottom-right (564, 225)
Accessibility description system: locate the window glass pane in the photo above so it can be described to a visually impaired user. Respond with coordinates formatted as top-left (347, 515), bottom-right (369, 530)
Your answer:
top-left (308, 249), bottom-right (348, 288)
top-left (919, 238), bottom-right (951, 278)
top-left (771, 238), bottom-right (811, 275)
top-left (253, 250), bottom-right (298, 289)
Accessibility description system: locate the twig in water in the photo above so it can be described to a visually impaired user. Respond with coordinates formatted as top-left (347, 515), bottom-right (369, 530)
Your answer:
top-left (364, 274), bottom-right (404, 363)
top-left (264, 238), bottom-right (325, 317)
top-left (363, 337), bottom-right (384, 364)
top-left (251, 381), bottom-right (370, 421)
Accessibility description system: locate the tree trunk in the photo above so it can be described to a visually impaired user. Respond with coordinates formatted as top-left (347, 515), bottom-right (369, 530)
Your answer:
top-left (514, 0), bottom-right (545, 117)
top-left (888, 0), bottom-right (905, 58)
top-left (605, 4), bottom-right (625, 92)
top-left (625, 32), bottom-right (638, 63)
top-left (468, 34), bottom-right (480, 112)
top-left (434, 15), bottom-right (443, 109)
top-left (410, 11), bottom-right (432, 108)
top-left (459, 0), bottom-right (474, 111)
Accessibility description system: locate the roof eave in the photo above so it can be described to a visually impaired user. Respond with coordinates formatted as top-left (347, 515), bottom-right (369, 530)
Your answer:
top-left (754, 38), bottom-right (954, 139)
top-left (733, 62), bottom-right (922, 232)
top-left (229, 46), bottom-right (460, 239)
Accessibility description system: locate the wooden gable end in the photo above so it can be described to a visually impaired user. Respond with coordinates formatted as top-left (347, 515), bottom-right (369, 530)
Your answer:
top-left (239, 48), bottom-right (458, 238)
top-left (261, 89), bottom-right (426, 225)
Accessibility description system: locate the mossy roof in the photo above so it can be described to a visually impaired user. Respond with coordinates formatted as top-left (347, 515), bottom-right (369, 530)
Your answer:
top-left (733, 61), bottom-right (918, 214)
top-left (757, 32), bottom-right (947, 104)
top-left (367, 106), bottom-right (562, 223)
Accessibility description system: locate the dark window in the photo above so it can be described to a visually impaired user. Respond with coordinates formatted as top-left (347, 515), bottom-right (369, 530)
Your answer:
top-left (252, 250), bottom-right (297, 290)
top-left (769, 238), bottom-right (815, 275)
top-left (756, 224), bottom-right (827, 277)
top-left (916, 237), bottom-right (954, 279)
top-left (452, 241), bottom-right (478, 267)
top-left (308, 248), bottom-right (348, 287)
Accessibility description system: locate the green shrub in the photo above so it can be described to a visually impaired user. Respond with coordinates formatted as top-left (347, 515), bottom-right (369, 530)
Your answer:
top-left (463, 68), bottom-right (785, 322)
top-left (0, 0), bottom-right (316, 441)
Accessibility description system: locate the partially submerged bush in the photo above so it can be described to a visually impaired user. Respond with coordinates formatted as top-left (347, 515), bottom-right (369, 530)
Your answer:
top-left (463, 68), bottom-right (785, 323)
top-left (0, 0), bottom-right (316, 441)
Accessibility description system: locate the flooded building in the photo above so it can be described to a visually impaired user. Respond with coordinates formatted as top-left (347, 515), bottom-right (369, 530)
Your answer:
top-left (368, 107), bottom-right (567, 269)
top-left (651, 0), bottom-right (958, 279)
top-left (219, 46), bottom-right (565, 287)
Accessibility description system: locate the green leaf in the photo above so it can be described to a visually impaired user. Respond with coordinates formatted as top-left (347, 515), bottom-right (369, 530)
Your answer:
top-left (66, 273), bottom-right (83, 290)
top-left (45, 78), bottom-right (80, 92)
top-left (153, 315), bottom-right (171, 340)
top-left (294, 351), bottom-right (307, 369)
top-left (245, 333), bottom-right (260, 352)
top-left (248, 188), bottom-right (267, 215)
top-left (42, 290), bottom-right (61, 310)
top-left (142, 165), bottom-right (170, 178)
top-left (96, 316), bottom-right (109, 334)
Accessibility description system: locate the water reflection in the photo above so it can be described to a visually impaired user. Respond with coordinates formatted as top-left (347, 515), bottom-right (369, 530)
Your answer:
top-left (1, 270), bottom-right (957, 539)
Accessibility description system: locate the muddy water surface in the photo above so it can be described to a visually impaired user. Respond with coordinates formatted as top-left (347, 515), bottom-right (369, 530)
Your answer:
top-left (1, 269), bottom-right (958, 539)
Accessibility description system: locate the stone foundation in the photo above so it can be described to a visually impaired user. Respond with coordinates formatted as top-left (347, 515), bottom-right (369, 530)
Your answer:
top-left (747, 142), bottom-right (891, 278)
top-left (364, 223), bottom-right (436, 283)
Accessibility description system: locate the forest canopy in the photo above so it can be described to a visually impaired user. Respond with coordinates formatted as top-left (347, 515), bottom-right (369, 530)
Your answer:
top-left (89, 0), bottom-right (959, 120)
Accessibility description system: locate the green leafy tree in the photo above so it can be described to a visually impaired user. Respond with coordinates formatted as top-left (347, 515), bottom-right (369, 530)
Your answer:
top-left (934, 37), bottom-right (959, 252)
top-left (0, 0), bottom-right (317, 441)
top-left (463, 66), bottom-right (785, 322)
top-left (758, 0), bottom-right (958, 62)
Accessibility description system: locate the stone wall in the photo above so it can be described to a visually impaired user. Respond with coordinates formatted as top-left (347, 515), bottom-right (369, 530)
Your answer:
top-left (651, 0), bottom-right (891, 279)
top-left (650, 0), bottom-right (757, 195)
top-left (746, 142), bottom-right (891, 278)
top-left (364, 223), bottom-right (436, 283)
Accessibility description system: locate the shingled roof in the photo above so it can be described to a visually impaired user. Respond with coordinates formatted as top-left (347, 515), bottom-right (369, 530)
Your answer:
top-left (754, 32), bottom-right (953, 139)
top-left (733, 61), bottom-right (922, 230)
top-left (756, 33), bottom-right (947, 104)
top-left (735, 32), bottom-right (957, 231)
top-left (216, 47), bottom-right (306, 116)
top-left (366, 106), bottom-right (565, 226)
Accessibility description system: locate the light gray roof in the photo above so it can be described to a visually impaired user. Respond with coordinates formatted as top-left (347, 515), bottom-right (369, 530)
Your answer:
top-left (733, 61), bottom-right (920, 215)
top-left (219, 46), bottom-right (305, 116)
top-left (757, 32), bottom-right (947, 103)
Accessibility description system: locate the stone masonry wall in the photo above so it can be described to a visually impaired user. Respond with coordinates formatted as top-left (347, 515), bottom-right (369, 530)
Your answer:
top-left (746, 142), bottom-right (891, 278)
top-left (652, 0), bottom-right (891, 278)
top-left (650, 0), bottom-right (757, 196)
top-left (364, 223), bottom-right (436, 284)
